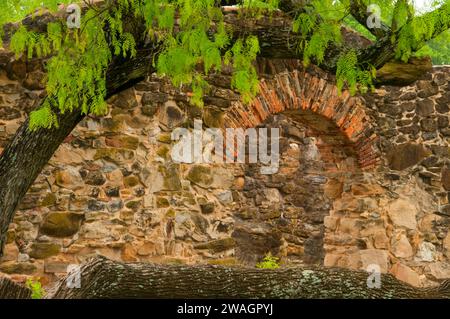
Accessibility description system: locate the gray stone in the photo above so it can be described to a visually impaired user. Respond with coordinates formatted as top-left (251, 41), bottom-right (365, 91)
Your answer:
top-left (415, 242), bottom-right (436, 262)
top-left (217, 190), bottom-right (234, 204)
top-left (107, 199), bottom-right (124, 213)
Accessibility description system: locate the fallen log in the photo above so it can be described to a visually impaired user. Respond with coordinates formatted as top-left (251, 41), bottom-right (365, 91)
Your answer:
top-left (46, 256), bottom-right (450, 299)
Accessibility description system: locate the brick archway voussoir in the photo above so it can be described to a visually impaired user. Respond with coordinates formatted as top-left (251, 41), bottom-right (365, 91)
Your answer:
top-left (222, 70), bottom-right (381, 170)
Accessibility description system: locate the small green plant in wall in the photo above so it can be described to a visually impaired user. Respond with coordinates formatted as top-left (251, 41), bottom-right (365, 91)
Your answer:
top-left (25, 278), bottom-right (46, 299)
top-left (256, 253), bottom-right (280, 269)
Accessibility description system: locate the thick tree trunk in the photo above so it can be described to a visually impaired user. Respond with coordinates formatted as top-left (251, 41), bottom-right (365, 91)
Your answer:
top-left (46, 257), bottom-right (450, 299)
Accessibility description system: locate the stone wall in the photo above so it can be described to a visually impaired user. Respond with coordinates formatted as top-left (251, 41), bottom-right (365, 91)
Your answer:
top-left (0, 50), bottom-right (449, 288)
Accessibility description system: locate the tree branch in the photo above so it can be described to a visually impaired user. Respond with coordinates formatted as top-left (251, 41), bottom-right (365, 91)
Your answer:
top-left (348, 0), bottom-right (391, 38)
top-left (46, 256), bottom-right (450, 299)
top-left (358, 2), bottom-right (450, 69)
top-left (0, 277), bottom-right (31, 299)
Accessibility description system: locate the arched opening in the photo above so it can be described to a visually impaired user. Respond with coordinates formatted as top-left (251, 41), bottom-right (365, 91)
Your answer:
top-left (232, 110), bottom-right (362, 265)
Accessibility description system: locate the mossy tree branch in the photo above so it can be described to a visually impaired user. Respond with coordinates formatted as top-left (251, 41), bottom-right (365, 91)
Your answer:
top-left (45, 257), bottom-right (450, 299)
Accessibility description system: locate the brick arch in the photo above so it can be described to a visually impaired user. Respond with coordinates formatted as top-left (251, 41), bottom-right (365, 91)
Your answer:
top-left (222, 70), bottom-right (380, 170)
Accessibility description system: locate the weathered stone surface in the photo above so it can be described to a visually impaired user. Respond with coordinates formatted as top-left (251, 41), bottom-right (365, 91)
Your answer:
top-left (137, 241), bottom-right (164, 256)
top-left (387, 199), bottom-right (417, 230)
top-left (2, 58), bottom-right (449, 288)
top-left (55, 168), bottom-right (84, 189)
top-left (203, 107), bottom-right (225, 128)
top-left (23, 71), bottom-right (46, 90)
top-left (186, 165), bottom-right (213, 188)
top-left (29, 242), bottom-right (61, 259)
top-left (426, 262), bottom-right (450, 280)
top-left (82, 171), bottom-right (106, 186)
top-left (420, 118), bottom-right (437, 132)
top-left (124, 175), bottom-right (140, 187)
top-left (358, 249), bottom-right (389, 273)
top-left (141, 164), bottom-right (182, 192)
top-left (415, 242), bottom-right (436, 262)
top-left (441, 168), bottom-right (450, 191)
top-left (217, 190), bottom-right (233, 204)
top-left (391, 234), bottom-right (414, 258)
top-left (40, 212), bottom-right (84, 237)
top-left (105, 135), bottom-right (139, 150)
top-left (387, 143), bottom-right (431, 171)
top-left (0, 106), bottom-right (21, 120)
top-left (416, 99), bottom-right (435, 116)
top-left (112, 88), bottom-right (138, 109)
top-left (121, 243), bottom-right (138, 262)
top-left (94, 148), bottom-right (135, 165)
top-left (390, 263), bottom-right (421, 287)
top-left (200, 202), bottom-right (215, 215)
top-left (444, 232), bottom-right (450, 257)
top-left (0, 262), bottom-right (37, 274)
top-left (375, 57), bottom-right (432, 86)
top-left (158, 101), bottom-right (185, 130)
top-left (174, 212), bottom-right (209, 240)
top-left (142, 92), bottom-right (168, 104)
top-left (0, 244), bottom-right (19, 262)
top-left (417, 80), bottom-right (439, 98)
top-left (44, 261), bottom-right (70, 273)
top-left (194, 238), bottom-right (236, 252)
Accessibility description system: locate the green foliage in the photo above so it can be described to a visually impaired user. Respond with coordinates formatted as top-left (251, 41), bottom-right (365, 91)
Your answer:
top-left (25, 278), bottom-right (45, 299)
top-left (303, 22), bottom-right (342, 66)
top-left (226, 36), bottom-right (261, 104)
top-left (293, 0), bottom-right (343, 66)
top-left (395, 1), bottom-right (450, 62)
top-left (343, 16), bottom-right (377, 41)
top-left (243, 0), bottom-right (280, 11)
top-left (1, 0), bottom-right (281, 127)
top-left (416, 29), bottom-right (450, 64)
top-left (292, 0), bottom-right (449, 93)
top-left (29, 103), bottom-right (59, 131)
top-left (155, 0), bottom-right (274, 107)
top-left (391, 0), bottom-right (415, 32)
top-left (0, 0), bottom-right (449, 130)
top-left (256, 252), bottom-right (280, 269)
top-left (336, 50), bottom-right (375, 95)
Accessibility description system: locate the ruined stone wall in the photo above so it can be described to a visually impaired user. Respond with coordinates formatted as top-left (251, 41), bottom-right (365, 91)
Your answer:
top-left (0, 50), bottom-right (449, 288)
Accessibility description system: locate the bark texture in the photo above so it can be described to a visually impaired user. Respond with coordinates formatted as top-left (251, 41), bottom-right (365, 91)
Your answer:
top-left (46, 257), bottom-right (450, 299)
top-left (0, 277), bottom-right (31, 299)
